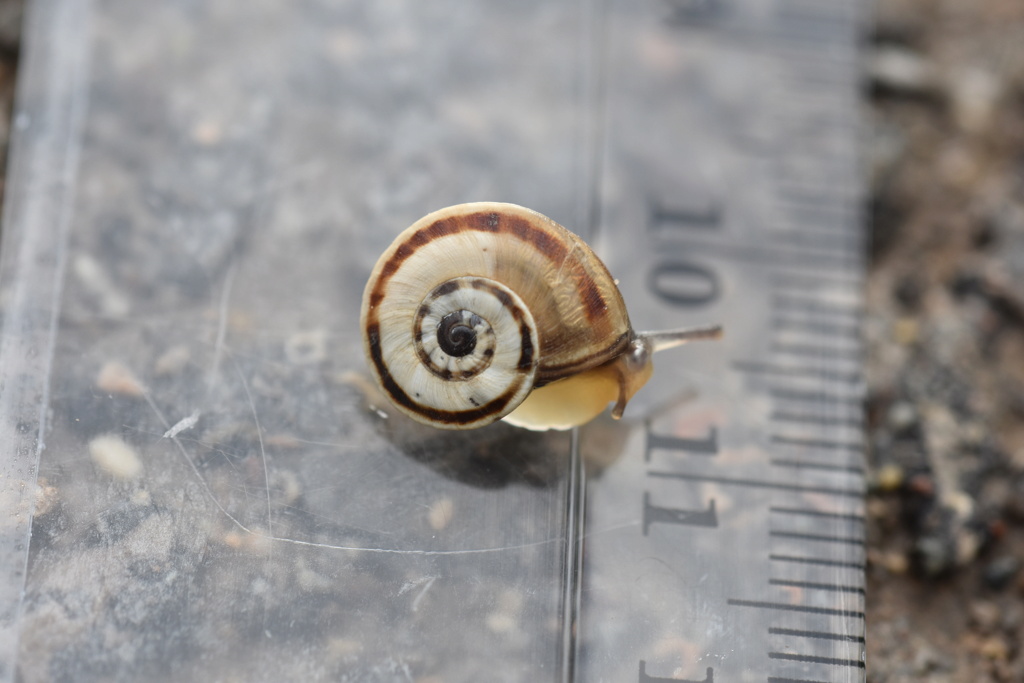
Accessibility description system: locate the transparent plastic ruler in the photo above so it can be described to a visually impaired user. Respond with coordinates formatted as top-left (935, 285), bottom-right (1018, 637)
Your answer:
top-left (0, 0), bottom-right (865, 681)
top-left (574, 1), bottom-right (866, 681)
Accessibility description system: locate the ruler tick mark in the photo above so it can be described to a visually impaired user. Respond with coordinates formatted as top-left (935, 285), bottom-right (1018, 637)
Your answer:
top-left (728, 599), bottom-right (864, 618)
top-left (770, 530), bottom-right (864, 545)
top-left (774, 294), bottom-right (862, 318)
top-left (647, 471), bottom-right (862, 498)
top-left (772, 435), bottom-right (862, 451)
top-left (770, 459), bottom-right (864, 475)
top-left (649, 239), bottom-right (859, 270)
top-left (769, 578), bottom-right (865, 595)
top-left (769, 231), bottom-right (860, 254)
top-left (768, 652), bottom-right (865, 668)
top-left (770, 507), bottom-right (865, 523)
top-left (770, 411), bottom-right (862, 428)
top-left (770, 554), bottom-right (864, 569)
top-left (768, 387), bottom-right (862, 404)
top-left (769, 627), bottom-right (865, 643)
top-left (771, 342), bottom-right (861, 359)
top-left (733, 362), bottom-right (860, 384)
top-left (771, 317), bottom-right (859, 337)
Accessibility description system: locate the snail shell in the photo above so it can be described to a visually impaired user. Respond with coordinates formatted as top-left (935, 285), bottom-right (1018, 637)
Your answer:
top-left (360, 202), bottom-right (721, 430)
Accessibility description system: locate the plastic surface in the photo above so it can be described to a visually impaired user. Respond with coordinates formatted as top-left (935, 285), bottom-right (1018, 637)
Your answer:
top-left (0, 0), bottom-right (866, 681)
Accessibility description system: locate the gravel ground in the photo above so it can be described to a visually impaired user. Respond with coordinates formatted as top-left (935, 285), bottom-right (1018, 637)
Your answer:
top-left (0, 0), bottom-right (1021, 680)
top-left (866, 0), bottom-right (1024, 681)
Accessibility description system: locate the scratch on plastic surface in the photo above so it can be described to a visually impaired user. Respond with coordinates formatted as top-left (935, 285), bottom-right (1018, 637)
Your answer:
top-left (141, 387), bottom-right (571, 557)
top-left (398, 575), bottom-right (438, 612)
top-left (207, 262), bottom-right (236, 390)
top-left (232, 356), bottom-right (273, 542)
top-left (410, 577), bottom-right (437, 612)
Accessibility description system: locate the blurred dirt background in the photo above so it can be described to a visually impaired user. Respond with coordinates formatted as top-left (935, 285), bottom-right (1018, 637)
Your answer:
top-left (866, 0), bottom-right (1024, 681)
top-left (0, 0), bottom-right (1021, 681)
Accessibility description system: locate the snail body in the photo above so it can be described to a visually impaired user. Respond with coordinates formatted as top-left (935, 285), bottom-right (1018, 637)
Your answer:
top-left (360, 202), bottom-right (720, 431)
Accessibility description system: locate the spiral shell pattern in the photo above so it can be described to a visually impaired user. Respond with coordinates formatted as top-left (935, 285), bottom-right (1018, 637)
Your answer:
top-left (361, 202), bottom-right (633, 429)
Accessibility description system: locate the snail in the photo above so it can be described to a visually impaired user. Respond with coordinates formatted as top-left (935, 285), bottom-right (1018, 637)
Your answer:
top-left (360, 202), bottom-right (722, 431)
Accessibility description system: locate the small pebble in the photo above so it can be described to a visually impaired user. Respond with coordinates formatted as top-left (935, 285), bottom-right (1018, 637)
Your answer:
top-left (870, 47), bottom-right (937, 94)
top-left (222, 530), bottom-right (272, 553)
top-left (154, 345), bottom-right (191, 376)
top-left (296, 560), bottom-right (332, 592)
top-left (130, 489), bottom-right (151, 506)
top-left (907, 473), bottom-right (935, 497)
top-left (284, 329), bottom-right (328, 364)
top-left (915, 536), bottom-right (954, 577)
top-left (428, 498), bottom-right (454, 531)
top-left (272, 470), bottom-right (302, 506)
top-left (912, 642), bottom-right (951, 674)
top-left (938, 144), bottom-right (983, 190)
top-left (894, 276), bottom-right (922, 310)
top-left (73, 253), bottom-right (131, 317)
top-left (978, 635), bottom-right (1009, 661)
top-left (959, 420), bottom-right (986, 448)
top-left (485, 612), bottom-right (516, 634)
top-left (1002, 601), bottom-right (1024, 632)
top-left (34, 479), bottom-right (59, 517)
top-left (88, 434), bottom-right (143, 479)
top-left (325, 637), bottom-right (362, 660)
top-left (96, 361), bottom-right (146, 396)
top-left (893, 317), bottom-right (920, 345)
top-left (867, 498), bottom-right (891, 520)
top-left (876, 462), bottom-right (905, 491)
top-left (954, 527), bottom-right (983, 567)
top-left (969, 600), bottom-right (1002, 634)
top-left (883, 550), bottom-right (910, 575)
top-left (887, 400), bottom-right (918, 433)
top-left (265, 434), bottom-right (303, 449)
top-left (945, 490), bottom-right (975, 521)
top-left (191, 119), bottom-right (223, 145)
top-left (869, 548), bottom-right (910, 575)
top-left (948, 66), bottom-right (1001, 133)
top-left (982, 556), bottom-right (1020, 591)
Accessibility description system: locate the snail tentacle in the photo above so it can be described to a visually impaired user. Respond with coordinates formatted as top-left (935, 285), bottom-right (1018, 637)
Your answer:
top-left (639, 324), bottom-right (724, 353)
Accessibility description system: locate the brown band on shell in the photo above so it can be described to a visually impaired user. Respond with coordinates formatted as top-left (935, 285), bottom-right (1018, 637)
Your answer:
top-left (576, 270), bottom-right (609, 320)
top-left (467, 211), bottom-right (502, 232)
top-left (367, 210), bottom-right (605, 325)
top-left (366, 321), bottom-right (527, 426)
top-left (432, 279), bottom-right (462, 297)
top-left (533, 329), bottom-right (632, 386)
top-left (518, 322), bottom-right (535, 370)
